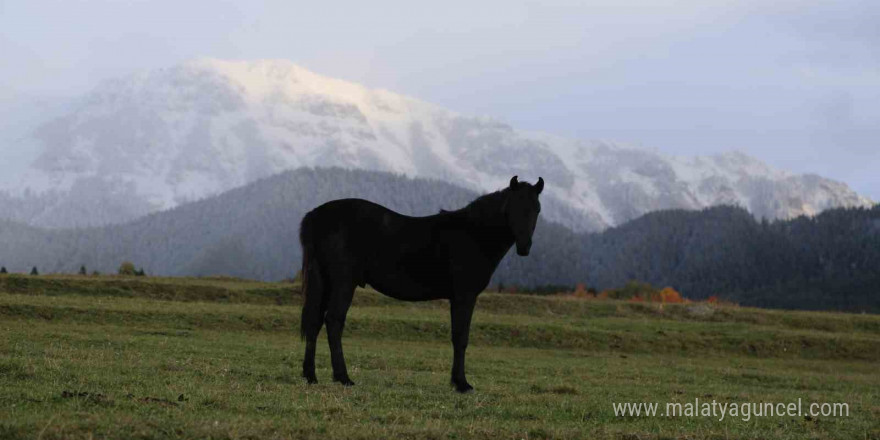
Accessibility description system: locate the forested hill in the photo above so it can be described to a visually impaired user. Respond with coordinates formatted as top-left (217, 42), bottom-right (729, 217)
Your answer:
top-left (582, 206), bottom-right (880, 311)
top-left (0, 167), bottom-right (877, 312)
top-left (496, 204), bottom-right (880, 312)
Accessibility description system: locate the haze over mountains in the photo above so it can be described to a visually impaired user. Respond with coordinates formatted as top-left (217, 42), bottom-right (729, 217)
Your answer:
top-left (0, 58), bottom-right (872, 231)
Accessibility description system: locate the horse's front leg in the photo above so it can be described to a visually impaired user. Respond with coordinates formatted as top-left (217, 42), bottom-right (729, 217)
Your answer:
top-left (450, 296), bottom-right (476, 393)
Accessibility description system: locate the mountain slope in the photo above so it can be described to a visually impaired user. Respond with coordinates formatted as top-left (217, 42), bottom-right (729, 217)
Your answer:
top-left (1, 58), bottom-right (872, 230)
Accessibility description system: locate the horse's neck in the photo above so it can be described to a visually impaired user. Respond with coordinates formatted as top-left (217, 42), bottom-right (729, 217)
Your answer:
top-left (446, 193), bottom-right (514, 263)
top-left (465, 213), bottom-right (514, 263)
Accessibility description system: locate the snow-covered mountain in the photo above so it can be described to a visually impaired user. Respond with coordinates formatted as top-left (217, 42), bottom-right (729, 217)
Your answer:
top-left (0, 58), bottom-right (873, 231)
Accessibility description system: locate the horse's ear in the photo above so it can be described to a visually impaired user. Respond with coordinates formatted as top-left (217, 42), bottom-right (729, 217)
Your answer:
top-left (535, 177), bottom-right (544, 195)
top-left (509, 176), bottom-right (518, 188)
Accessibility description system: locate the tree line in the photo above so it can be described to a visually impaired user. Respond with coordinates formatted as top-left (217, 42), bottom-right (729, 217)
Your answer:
top-left (0, 167), bottom-right (877, 312)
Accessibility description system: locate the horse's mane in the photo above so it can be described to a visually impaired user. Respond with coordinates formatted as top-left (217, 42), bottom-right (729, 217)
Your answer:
top-left (437, 186), bottom-right (512, 226)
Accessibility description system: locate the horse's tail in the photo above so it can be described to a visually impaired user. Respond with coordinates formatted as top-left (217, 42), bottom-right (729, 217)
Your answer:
top-left (299, 212), bottom-right (325, 341)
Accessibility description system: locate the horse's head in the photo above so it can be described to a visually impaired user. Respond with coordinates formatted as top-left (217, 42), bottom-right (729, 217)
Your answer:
top-left (504, 175), bottom-right (544, 256)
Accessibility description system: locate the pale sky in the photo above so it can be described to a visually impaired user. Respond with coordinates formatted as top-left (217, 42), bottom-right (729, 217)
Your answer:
top-left (1, 0), bottom-right (877, 200)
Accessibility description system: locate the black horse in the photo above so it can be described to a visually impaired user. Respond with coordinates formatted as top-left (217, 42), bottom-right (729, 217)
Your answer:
top-left (299, 176), bottom-right (544, 392)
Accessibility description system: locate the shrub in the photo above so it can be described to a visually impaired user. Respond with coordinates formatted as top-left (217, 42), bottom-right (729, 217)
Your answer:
top-left (659, 287), bottom-right (685, 303)
top-left (599, 281), bottom-right (690, 303)
top-left (118, 261), bottom-right (136, 276)
top-left (571, 283), bottom-right (595, 299)
top-left (608, 281), bottom-right (656, 300)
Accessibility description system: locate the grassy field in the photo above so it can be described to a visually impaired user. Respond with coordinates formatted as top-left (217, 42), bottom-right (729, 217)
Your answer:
top-left (1, 274), bottom-right (878, 439)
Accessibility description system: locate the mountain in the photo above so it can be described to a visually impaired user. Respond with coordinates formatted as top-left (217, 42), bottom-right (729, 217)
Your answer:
top-left (0, 58), bottom-right (873, 230)
top-left (1, 167), bottom-right (878, 312)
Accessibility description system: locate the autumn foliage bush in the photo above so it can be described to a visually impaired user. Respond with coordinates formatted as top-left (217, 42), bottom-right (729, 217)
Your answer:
top-left (502, 280), bottom-right (734, 306)
top-left (565, 281), bottom-right (691, 304)
top-left (571, 283), bottom-right (596, 298)
top-left (658, 287), bottom-right (685, 303)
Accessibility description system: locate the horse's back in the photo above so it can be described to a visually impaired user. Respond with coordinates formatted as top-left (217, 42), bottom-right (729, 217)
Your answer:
top-left (300, 198), bottom-right (426, 264)
top-left (300, 198), bottom-right (452, 299)
top-left (301, 198), bottom-right (410, 244)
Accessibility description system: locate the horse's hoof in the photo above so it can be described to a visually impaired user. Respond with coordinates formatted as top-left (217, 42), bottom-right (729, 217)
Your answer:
top-left (333, 375), bottom-right (355, 387)
top-left (452, 381), bottom-right (474, 394)
top-left (455, 386), bottom-right (474, 394)
top-left (303, 373), bottom-right (318, 384)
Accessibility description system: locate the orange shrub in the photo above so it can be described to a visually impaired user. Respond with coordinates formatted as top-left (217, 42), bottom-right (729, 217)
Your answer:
top-left (659, 287), bottom-right (684, 303)
top-left (571, 283), bottom-right (596, 298)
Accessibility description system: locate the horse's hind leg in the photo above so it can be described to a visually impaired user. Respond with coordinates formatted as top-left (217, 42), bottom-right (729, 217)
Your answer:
top-left (301, 257), bottom-right (326, 384)
top-left (325, 274), bottom-right (356, 386)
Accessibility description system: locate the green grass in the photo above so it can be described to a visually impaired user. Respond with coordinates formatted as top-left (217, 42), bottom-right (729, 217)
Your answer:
top-left (1, 274), bottom-right (878, 439)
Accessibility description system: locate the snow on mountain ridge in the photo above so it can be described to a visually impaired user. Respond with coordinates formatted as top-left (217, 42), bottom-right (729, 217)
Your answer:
top-left (1, 58), bottom-right (873, 231)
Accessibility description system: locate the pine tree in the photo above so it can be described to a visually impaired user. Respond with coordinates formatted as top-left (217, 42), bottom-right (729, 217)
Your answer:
top-left (135, 268), bottom-right (146, 277)
top-left (30, 267), bottom-right (39, 276)
top-left (79, 265), bottom-right (87, 276)
top-left (0, 267), bottom-right (7, 274)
